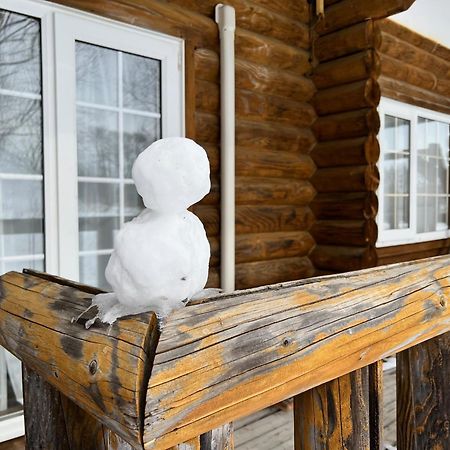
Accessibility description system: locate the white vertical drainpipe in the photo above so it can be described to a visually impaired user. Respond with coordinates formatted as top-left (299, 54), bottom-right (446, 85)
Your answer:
top-left (215, 4), bottom-right (236, 294)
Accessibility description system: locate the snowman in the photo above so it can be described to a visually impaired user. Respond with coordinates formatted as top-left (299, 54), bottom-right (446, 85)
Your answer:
top-left (81, 137), bottom-right (212, 327)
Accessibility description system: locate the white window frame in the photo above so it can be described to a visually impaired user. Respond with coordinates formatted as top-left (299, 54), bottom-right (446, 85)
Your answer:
top-left (377, 97), bottom-right (450, 247)
top-left (0, 0), bottom-right (184, 441)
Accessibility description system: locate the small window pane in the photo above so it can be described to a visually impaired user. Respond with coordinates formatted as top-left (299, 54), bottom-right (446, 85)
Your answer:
top-left (123, 114), bottom-right (160, 178)
top-left (395, 197), bottom-right (409, 229)
top-left (0, 96), bottom-right (42, 175)
top-left (382, 115), bottom-right (410, 231)
top-left (79, 254), bottom-right (111, 290)
top-left (77, 106), bottom-right (119, 178)
top-left (76, 42), bottom-right (118, 106)
top-left (123, 53), bottom-right (160, 112)
top-left (396, 154), bottom-right (409, 194)
top-left (383, 196), bottom-right (395, 230)
top-left (437, 197), bottom-right (448, 231)
top-left (384, 115), bottom-right (396, 151)
top-left (0, 11), bottom-right (41, 94)
top-left (78, 182), bottom-right (120, 251)
top-left (124, 184), bottom-right (144, 222)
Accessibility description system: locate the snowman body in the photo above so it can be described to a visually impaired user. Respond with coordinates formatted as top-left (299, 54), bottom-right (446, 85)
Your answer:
top-left (87, 137), bottom-right (211, 324)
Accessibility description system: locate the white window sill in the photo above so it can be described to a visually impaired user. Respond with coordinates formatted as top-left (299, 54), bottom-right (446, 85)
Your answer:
top-left (377, 230), bottom-right (450, 247)
top-left (0, 412), bottom-right (24, 443)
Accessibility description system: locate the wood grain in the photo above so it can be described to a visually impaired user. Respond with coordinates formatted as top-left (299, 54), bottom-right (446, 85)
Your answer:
top-left (316, 0), bottom-right (415, 35)
top-left (312, 192), bottom-right (378, 220)
top-left (143, 256), bottom-right (450, 448)
top-left (397, 333), bottom-right (450, 449)
top-left (293, 368), bottom-right (370, 449)
top-left (0, 271), bottom-right (158, 446)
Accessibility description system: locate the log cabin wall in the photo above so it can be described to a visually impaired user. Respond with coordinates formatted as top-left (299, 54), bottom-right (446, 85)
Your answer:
top-left (376, 18), bottom-right (450, 265)
top-left (308, 0), bottom-right (416, 275)
top-left (49, 0), bottom-right (317, 289)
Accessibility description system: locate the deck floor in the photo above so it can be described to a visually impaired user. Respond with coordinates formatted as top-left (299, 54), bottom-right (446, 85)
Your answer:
top-left (235, 367), bottom-right (397, 450)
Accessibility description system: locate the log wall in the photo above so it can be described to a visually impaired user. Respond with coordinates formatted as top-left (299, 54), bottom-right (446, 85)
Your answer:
top-left (310, 2), bottom-right (388, 274)
top-left (51, 0), bottom-right (316, 289)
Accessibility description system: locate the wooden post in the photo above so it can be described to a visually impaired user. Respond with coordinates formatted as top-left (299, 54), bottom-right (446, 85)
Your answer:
top-left (397, 332), bottom-right (450, 449)
top-left (23, 366), bottom-right (133, 449)
top-left (293, 368), bottom-right (370, 449)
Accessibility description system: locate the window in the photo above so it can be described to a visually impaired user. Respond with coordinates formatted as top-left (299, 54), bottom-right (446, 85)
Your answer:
top-left (0, 0), bottom-right (183, 440)
top-left (378, 98), bottom-right (450, 246)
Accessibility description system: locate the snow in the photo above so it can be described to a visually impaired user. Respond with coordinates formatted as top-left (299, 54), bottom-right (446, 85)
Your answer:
top-left (79, 137), bottom-right (212, 326)
top-left (132, 137), bottom-right (211, 212)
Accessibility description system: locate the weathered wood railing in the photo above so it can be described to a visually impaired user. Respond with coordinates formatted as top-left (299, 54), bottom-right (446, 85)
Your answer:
top-left (0, 255), bottom-right (448, 449)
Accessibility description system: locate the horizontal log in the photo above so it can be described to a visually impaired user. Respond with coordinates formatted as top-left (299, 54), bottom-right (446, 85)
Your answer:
top-left (201, 176), bottom-right (219, 205)
top-left (314, 78), bottom-right (380, 115)
top-left (311, 134), bottom-right (380, 167)
top-left (53, 0), bottom-right (218, 49)
top-left (311, 244), bottom-right (377, 271)
top-left (236, 58), bottom-right (315, 103)
top-left (317, 0), bottom-right (415, 35)
top-left (379, 76), bottom-right (450, 115)
top-left (236, 28), bottom-right (311, 74)
top-left (192, 204), bottom-right (315, 236)
top-left (164, 0), bottom-right (309, 48)
top-left (312, 165), bottom-right (379, 192)
top-left (195, 112), bottom-right (317, 153)
top-left (376, 238), bottom-right (450, 266)
top-left (210, 231), bottom-right (315, 266)
top-left (312, 192), bottom-right (378, 220)
top-left (144, 255), bottom-right (450, 448)
top-left (0, 271), bottom-right (158, 446)
top-left (236, 231), bottom-right (315, 263)
top-left (196, 80), bottom-right (317, 128)
top-left (380, 53), bottom-right (437, 93)
top-left (194, 48), bottom-right (219, 83)
top-left (314, 108), bottom-right (380, 141)
top-left (236, 177), bottom-right (316, 206)
top-left (250, 0), bottom-right (309, 24)
top-left (236, 149), bottom-right (316, 179)
top-left (236, 89), bottom-right (317, 128)
top-left (312, 219), bottom-right (378, 246)
top-left (379, 31), bottom-right (450, 80)
top-left (236, 256), bottom-right (315, 289)
top-left (315, 21), bottom-right (381, 63)
top-left (312, 50), bottom-right (380, 89)
top-left (378, 19), bottom-right (450, 64)
top-left (236, 119), bottom-right (316, 153)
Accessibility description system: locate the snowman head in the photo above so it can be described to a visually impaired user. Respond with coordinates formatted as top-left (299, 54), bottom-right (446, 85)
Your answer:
top-left (132, 137), bottom-right (211, 212)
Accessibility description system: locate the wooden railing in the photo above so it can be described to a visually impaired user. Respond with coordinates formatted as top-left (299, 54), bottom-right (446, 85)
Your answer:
top-left (0, 255), bottom-right (448, 449)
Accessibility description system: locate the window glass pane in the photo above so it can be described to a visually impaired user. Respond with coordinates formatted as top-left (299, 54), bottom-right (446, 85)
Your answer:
top-left (78, 182), bottom-right (119, 251)
top-left (417, 117), bottom-right (449, 233)
top-left (0, 9), bottom-right (43, 421)
top-left (124, 184), bottom-right (144, 222)
top-left (395, 197), bottom-right (409, 229)
top-left (123, 114), bottom-right (160, 178)
top-left (383, 196), bottom-right (395, 231)
top-left (0, 96), bottom-right (42, 175)
top-left (79, 254), bottom-right (111, 291)
top-left (382, 115), bottom-right (410, 231)
top-left (77, 106), bottom-right (119, 178)
top-left (75, 43), bottom-right (160, 289)
top-left (0, 10), bottom-right (41, 94)
top-left (123, 53), bottom-right (160, 112)
top-left (76, 42), bottom-right (118, 106)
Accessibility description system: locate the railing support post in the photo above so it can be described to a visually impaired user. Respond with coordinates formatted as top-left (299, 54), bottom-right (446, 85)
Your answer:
top-left (293, 367), bottom-right (377, 449)
top-left (397, 332), bottom-right (450, 449)
top-left (23, 365), bottom-right (133, 449)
